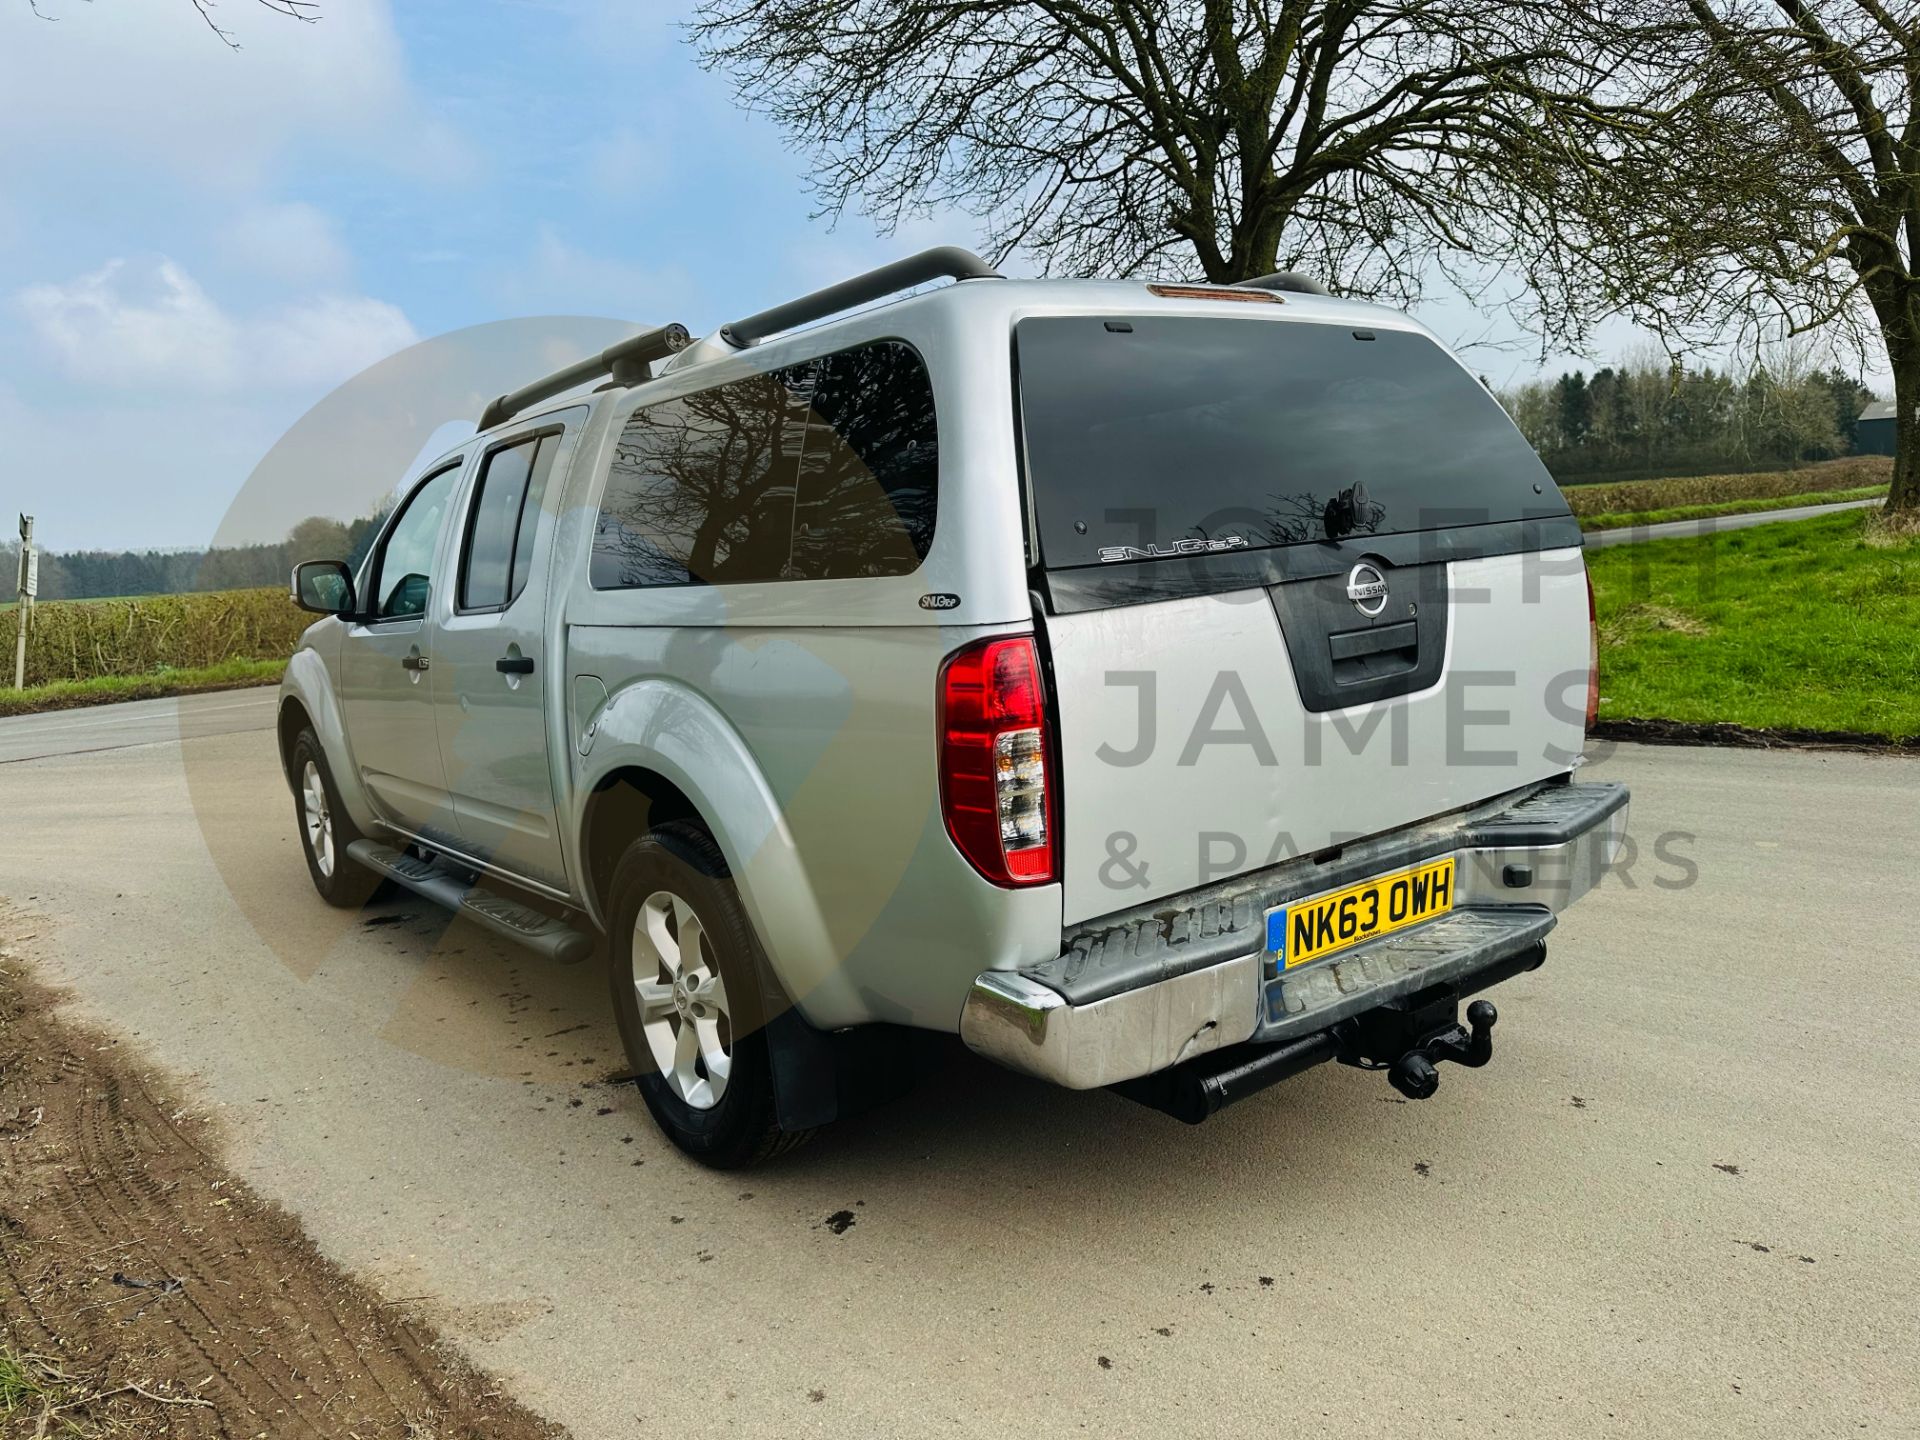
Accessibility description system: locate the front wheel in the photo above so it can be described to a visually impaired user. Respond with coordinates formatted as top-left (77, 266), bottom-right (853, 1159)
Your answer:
top-left (607, 822), bottom-right (809, 1168)
top-left (289, 729), bottom-right (381, 909)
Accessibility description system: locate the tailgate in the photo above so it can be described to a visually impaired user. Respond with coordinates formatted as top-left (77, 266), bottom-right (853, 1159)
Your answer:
top-left (1013, 309), bottom-right (1589, 925)
top-left (1043, 551), bottom-right (1588, 922)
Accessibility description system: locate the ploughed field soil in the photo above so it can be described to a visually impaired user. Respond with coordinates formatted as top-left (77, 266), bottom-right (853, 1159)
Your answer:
top-left (0, 911), bottom-right (566, 1440)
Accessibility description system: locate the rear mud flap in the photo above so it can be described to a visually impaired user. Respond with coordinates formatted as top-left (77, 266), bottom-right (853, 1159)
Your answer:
top-left (764, 1007), bottom-right (919, 1133)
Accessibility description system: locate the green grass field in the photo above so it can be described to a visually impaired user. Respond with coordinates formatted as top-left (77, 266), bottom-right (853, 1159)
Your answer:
top-left (1588, 510), bottom-right (1920, 738)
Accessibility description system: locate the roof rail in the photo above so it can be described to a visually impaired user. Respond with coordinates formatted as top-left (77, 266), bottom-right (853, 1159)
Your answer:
top-left (1234, 271), bottom-right (1332, 296)
top-left (477, 322), bottom-right (692, 431)
top-left (718, 246), bottom-right (1000, 349)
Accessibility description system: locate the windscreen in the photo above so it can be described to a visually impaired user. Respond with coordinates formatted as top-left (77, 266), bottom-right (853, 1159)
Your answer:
top-left (1015, 315), bottom-right (1566, 571)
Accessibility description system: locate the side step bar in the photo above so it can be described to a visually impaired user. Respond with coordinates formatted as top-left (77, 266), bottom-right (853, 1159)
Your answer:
top-left (346, 840), bottom-right (595, 964)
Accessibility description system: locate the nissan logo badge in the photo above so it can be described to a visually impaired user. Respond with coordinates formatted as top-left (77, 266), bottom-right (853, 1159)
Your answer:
top-left (1345, 562), bottom-right (1389, 617)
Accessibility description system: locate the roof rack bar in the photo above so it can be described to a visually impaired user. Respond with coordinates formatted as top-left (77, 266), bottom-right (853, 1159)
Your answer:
top-left (1234, 271), bottom-right (1331, 296)
top-left (719, 246), bottom-right (1000, 349)
top-left (477, 322), bottom-right (691, 431)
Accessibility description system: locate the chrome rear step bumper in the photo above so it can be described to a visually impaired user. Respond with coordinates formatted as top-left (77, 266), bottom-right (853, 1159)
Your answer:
top-left (1111, 943), bottom-right (1546, 1123)
top-left (959, 780), bottom-right (1626, 1092)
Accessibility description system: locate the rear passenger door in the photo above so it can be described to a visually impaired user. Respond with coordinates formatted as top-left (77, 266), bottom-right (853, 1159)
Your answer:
top-left (431, 410), bottom-right (582, 890)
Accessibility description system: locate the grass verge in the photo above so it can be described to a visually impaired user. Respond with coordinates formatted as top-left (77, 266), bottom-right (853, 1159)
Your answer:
top-left (0, 1350), bottom-right (85, 1435)
top-left (1587, 509), bottom-right (1920, 739)
top-left (0, 1347), bottom-right (162, 1437)
top-left (0, 658), bottom-right (284, 718)
top-left (1579, 484), bottom-right (1887, 532)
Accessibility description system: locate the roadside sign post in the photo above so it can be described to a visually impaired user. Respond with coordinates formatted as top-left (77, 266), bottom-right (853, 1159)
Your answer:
top-left (13, 513), bottom-right (31, 692)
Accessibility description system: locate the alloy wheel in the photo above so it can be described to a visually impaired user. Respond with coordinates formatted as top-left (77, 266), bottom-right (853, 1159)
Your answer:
top-left (631, 889), bottom-right (733, 1109)
top-left (301, 760), bottom-right (335, 878)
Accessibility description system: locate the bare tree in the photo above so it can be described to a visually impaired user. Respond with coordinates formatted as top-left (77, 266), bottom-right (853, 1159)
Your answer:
top-left (24, 0), bottom-right (318, 49)
top-left (1540, 0), bottom-right (1920, 515)
top-left (690, 0), bottom-right (1635, 313)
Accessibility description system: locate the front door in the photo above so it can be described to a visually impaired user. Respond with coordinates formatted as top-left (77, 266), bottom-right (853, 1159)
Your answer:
top-left (430, 415), bottom-right (578, 889)
top-left (339, 460), bottom-right (465, 844)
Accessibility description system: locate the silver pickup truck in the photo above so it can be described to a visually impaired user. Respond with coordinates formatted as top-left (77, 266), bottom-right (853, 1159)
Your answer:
top-left (281, 248), bottom-right (1627, 1167)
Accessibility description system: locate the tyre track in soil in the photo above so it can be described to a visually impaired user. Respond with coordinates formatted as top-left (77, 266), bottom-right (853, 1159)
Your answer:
top-left (0, 911), bottom-right (568, 1439)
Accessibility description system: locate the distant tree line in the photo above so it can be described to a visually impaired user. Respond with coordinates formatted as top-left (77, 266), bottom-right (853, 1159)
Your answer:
top-left (1, 512), bottom-right (386, 603)
top-left (1497, 357), bottom-right (1876, 482)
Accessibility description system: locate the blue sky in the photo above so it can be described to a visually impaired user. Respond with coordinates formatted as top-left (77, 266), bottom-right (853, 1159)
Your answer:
top-left (0, 0), bottom-right (1837, 552)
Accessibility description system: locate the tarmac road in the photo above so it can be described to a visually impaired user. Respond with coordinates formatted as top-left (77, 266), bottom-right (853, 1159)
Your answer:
top-left (0, 687), bottom-right (278, 764)
top-left (1, 689), bottom-right (1915, 1438)
top-left (1581, 496), bottom-right (1881, 547)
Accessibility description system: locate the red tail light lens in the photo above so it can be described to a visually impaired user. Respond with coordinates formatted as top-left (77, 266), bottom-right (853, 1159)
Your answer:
top-left (1585, 569), bottom-right (1600, 731)
top-left (1146, 283), bottom-right (1278, 304)
top-left (938, 636), bottom-right (1056, 886)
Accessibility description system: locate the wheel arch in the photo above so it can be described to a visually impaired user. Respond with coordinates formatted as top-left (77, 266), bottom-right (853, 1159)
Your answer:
top-left (277, 648), bottom-right (378, 835)
top-left (579, 765), bottom-right (699, 929)
top-left (276, 695), bottom-right (312, 784)
top-left (572, 677), bottom-right (859, 1030)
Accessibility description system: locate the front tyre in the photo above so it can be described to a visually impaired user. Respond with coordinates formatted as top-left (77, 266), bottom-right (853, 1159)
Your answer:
top-left (608, 822), bottom-right (808, 1168)
top-left (289, 729), bottom-right (381, 909)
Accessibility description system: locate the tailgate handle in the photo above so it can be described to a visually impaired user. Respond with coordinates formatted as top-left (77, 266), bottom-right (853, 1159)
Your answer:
top-left (1328, 621), bottom-right (1416, 663)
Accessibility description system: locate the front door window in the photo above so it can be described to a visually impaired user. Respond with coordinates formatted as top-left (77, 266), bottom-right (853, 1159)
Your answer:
top-left (372, 467), bottom-right (460, 619)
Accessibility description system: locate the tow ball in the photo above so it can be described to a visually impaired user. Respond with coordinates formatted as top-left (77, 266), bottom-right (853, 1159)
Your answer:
top-left (1384, 1000), bottom-right (1498, 1099)
top-left (1336, 996), bottom-right (1500, 1100)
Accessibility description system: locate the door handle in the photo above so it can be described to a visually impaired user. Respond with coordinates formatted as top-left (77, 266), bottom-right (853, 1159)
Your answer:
top-left (496, 655), bottom-right (535, 675)
top-left (400, 653), bottom-right (430, 672)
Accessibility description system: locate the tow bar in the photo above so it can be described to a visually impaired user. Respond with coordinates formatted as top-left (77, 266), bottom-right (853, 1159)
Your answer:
top-left (1335, 994), bottom-right (1499, 1101)
top-left (1111, 941), bottom-right (1543, 1123)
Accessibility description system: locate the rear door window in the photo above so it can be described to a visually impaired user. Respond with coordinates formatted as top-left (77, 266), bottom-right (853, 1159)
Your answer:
top-left (590, 340), bottom-right (936, 589)
top-left (1015, 316), bottom-right (1565, 572)
top-left (459, 433), bottom-right (559, 611)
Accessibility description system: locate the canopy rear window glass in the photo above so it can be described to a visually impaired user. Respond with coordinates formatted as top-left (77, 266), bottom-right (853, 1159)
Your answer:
top-left (590, 340), bottom-right (936, 590)
top-left (1015, 315), bottom-right (1566, 571)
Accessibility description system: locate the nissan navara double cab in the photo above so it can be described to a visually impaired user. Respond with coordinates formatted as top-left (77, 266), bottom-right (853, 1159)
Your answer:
top-left (281, 247), bottom-right (1627, 1167)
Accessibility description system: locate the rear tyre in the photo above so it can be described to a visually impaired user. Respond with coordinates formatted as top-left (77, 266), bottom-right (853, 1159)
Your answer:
top-left (289, 729), bottom-right (382, 909)
top-left (607, 821), bottom-right (810, 1168)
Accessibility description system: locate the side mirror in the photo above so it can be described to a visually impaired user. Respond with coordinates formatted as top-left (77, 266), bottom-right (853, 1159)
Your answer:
top-left (291, 559), bottom-right (356, 617)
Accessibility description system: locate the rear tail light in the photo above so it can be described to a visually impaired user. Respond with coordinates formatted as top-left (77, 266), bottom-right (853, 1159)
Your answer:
top-left (1584, 569), bottom-right (1600, 731)
top-left (938, 636), bottom-right (1056, 886)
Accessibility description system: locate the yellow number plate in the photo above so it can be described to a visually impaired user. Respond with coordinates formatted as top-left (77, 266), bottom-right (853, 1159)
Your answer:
top-left (1268, 858), bottom-right (1456, 970)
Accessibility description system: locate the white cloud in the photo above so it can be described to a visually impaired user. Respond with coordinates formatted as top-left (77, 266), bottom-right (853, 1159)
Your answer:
top-left (251, 293), bottom-right (418, 389)
top-left (18, 256), bottom-right (417, 395)
top-left (218, 203), bottom-right (351, 286)
top-left (20, 259), bottom-right (239, 390)
top-left (0, 0), bottom-right (474, 189)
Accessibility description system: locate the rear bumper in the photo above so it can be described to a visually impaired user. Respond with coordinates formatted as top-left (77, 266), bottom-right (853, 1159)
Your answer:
top-left (959, 779), bottom-right (1627, 1090)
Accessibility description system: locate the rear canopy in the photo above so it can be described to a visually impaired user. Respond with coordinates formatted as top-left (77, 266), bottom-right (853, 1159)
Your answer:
top-left (1015, 315), bottom-right (1567, 576)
